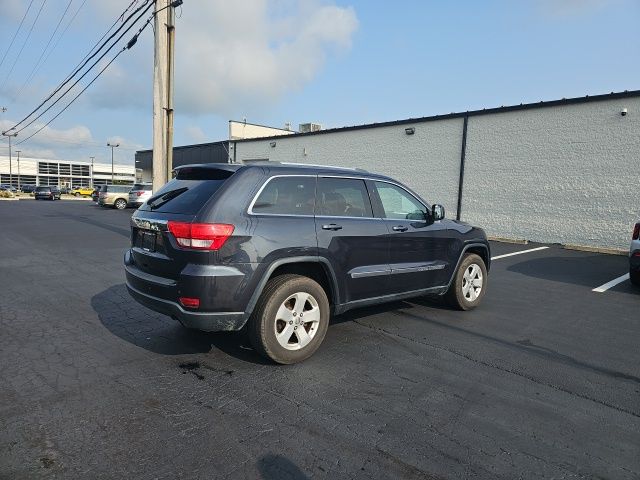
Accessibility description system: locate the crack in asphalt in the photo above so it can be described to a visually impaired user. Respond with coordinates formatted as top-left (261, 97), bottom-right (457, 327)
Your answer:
top-left (352, 316), bottom-right (640, 419)
top-left (394, 309), bottom-right (640, 385)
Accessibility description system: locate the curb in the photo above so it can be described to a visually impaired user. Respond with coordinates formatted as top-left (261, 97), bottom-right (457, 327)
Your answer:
top-left (487, 236), bottom-right (528, 245)
top-left (562, 244), bottom-right (626, 256)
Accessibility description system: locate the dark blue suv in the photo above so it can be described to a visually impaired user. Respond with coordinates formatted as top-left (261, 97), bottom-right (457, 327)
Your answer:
top-left (124, 163), bottom-right (490, 364)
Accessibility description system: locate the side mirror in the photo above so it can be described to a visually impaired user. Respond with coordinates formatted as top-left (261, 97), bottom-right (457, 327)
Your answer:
top-left (432, 204), bottom-right (445, 221)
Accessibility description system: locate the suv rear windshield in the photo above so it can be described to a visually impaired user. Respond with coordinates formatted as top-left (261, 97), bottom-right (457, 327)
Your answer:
top-left (131, 184), bottom-right (152, 191)
top-left (102, 185), bottom-right (130, 193)
top-left (138, 167), bottom-right (235, 215)
top-left (35, 186), bottom-right (51, 192)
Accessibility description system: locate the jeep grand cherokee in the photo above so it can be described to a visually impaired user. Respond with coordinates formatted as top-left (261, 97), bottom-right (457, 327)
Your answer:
top-left (124, 163), bottom-right (490, 364)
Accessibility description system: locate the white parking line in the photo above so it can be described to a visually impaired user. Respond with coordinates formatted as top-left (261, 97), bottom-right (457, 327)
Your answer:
top-left (491, 246), bottom-right (549, 261)
top-left (592, 273), bottom-right (630, 293)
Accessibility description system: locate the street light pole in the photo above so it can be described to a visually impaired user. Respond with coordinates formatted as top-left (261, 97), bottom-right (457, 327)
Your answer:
top-left (15, 150), bottom-right (21, 191)
top-left (1, 131), bottom-right (18, 188)
top-left (90, 156), bottom-right (95, 188)
top-left (106, 142), bottom-right (120, 183)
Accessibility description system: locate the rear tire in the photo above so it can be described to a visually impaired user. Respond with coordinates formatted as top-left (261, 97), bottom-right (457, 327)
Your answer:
top-left (631, 269), bottom-right (640, 287)
top-left (114, 198), bottom-right (127, 210)
top-left (248, 274), bottom-right (330, 364)
top-left (445, 253), bottom-right (487, 310)
top-left (74, 192), bottom-right (80, 197)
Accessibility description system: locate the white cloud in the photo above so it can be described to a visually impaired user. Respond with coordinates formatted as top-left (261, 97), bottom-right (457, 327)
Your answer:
top-left (184, 125), bottom-right (208, 143)
top-left (86, 0), bottom-right (358, 115)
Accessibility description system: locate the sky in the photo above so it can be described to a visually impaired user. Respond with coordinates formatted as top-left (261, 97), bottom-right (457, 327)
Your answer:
top-left (0, 0), bottom-right (638, 166)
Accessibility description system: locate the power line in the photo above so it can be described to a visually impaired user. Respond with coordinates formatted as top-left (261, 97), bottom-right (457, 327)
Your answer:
top-left (5, 0), bottom-right (153, 135)
top-left (13, 0), bottom-right (75, 102)
top-left (16, 13), bottom-right (155, 146)
top-left (39, 0), bottom-right (88, 73)
top-left (0, 0), bottom-right (36, 73)
top-left (0, 0), bottom-right (48, 92)
top-left (16, 52), bottom-right (125, 146)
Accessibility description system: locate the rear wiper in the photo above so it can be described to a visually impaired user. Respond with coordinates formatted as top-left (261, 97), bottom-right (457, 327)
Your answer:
top-left (147, 187), bottom-right (188, 210)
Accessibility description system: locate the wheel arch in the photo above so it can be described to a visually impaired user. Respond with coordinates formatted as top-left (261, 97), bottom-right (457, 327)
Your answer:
top-left (243, 256), bottom-right (340, 323)
top-left (445, 243), bottom-right (491, 290)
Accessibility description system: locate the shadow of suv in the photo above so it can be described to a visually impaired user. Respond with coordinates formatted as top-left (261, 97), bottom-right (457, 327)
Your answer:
top-left (124, 163), bottom-right (490, 364)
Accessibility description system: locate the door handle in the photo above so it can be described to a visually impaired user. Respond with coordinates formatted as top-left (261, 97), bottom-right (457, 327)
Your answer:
top-left (322, 224), bottom-right (343, 231)
top-left (392, 225), bottom-right (408, 232)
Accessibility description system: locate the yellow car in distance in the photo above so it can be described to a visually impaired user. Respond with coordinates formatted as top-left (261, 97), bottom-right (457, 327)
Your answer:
top-left (70, 187), bottom-right (94, 197)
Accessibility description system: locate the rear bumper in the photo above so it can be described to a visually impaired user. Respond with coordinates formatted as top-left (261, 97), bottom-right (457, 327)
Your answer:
top-left (126, 282), bottom-right (245, 331)
top-left (127, 201), bottom-right (143, 207)
top-left (630, 249), bottom-right (640, 271)
top-left (123, 249), bottom-right (249, 332)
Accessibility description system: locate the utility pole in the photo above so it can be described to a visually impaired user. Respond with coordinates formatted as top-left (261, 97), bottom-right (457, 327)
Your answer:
top-left (152, 0), bottom-right (179, 192)
top-left (90, 156), bottom-right (95, 188)
top-left (107, 142), bottom-right (119, 183)
top-left (15, 150), bottom-right (21, 191)
top-left (2, 131), bottom-right (17, 188)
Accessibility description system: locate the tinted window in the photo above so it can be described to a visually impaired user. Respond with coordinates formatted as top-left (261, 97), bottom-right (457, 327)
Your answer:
top-left (374, 181), bottom-right (426, 220)
top-left (317, 177), bottom-right (373, 218)
top-left (252, 176), bottom-right (315, 216)
top-left (138, 168), bottom-right (235, 215)
top-left (107, 186), bottom-right (131, 193)
top-left (35, 187), bottom-right (50, 192)
top-left (132, 184), bottom-right (152, 191)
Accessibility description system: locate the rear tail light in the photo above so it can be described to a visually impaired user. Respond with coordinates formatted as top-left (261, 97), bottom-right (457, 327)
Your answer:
top-left (179, 297), bottom-right (200, 309)
top-left (167, 221), bottom-right (234, 250)
top-left (136, 191), bottom-right (143, 196)
top-left (633, 223), bottom-right (640, 241)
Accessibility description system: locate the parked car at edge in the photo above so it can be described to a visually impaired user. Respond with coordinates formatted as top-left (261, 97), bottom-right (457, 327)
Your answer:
top-left (0, 184), bottom-right (17, 193)
top-left (20, 184), bottom-right (37, 193)
top-left (127, 183), bottom-right (153, 208)
top-left (70, 186), bottom-right (94, 197)
top-left (630, 222), bottom-right (640, 286)
top-left (91, 187), bottom-right (101, 202)
top-left (124, 163), bottom-right (491, 364)
top-left (34, 186), bottom-right (61, 200)
top-left (98, 184), bottom-right (132, 209)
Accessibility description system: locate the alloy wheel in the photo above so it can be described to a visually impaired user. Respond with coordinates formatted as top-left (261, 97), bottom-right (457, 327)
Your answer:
top-left (273, 291), bottom-right (320, 350)
top-left (461, 263), bottom-right (483, 302)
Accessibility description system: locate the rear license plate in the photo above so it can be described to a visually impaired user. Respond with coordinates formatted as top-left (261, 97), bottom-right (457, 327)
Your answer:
top-left (140, 231), bottom-right (156, 252)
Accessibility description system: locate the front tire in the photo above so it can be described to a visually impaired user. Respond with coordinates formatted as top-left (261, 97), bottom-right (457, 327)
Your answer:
top-left (445, 253), bottom-right (487, 310)
top-left (248, 274), bottom-right (330, 364)
top-left (74, 192), bottom-right (80, 197)
top-left (631, 269), bottom-right (640, 287)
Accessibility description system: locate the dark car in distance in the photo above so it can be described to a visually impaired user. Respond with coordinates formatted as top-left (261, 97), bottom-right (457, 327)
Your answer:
top-left (34, 186), bottom-right (61, 200)
top-left (124, 163), bottom-right (490, 364)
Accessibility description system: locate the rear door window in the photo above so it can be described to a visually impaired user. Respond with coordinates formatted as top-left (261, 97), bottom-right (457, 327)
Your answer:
top-left (251, 176), bottom-right (316, 216)
top-left (316, 177), bottom-right (373, 218)
top-left (138, 167), bottom-right (235, 215)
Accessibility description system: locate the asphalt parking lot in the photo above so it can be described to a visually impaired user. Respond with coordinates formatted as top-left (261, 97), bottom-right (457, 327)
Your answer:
top-left (1, 199), bottom-right (638, 480)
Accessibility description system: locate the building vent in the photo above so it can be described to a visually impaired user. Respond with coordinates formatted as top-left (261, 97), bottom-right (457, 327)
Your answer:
top-left (299, 123), bottom-right (322, 133)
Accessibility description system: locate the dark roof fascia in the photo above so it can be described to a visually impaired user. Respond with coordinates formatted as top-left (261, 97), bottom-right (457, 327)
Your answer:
top-left (233, 90), bottom-right (640, 143)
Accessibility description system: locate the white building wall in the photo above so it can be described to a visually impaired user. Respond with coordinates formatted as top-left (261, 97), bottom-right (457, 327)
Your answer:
top-left (229, 121), bottom-right (296, 140)
top-left (0, 156), bottom-right (135, 185)
top-left (234, 118), bottom-right (464, 216)
top-left (463, 97), bottom-right (640, 249)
